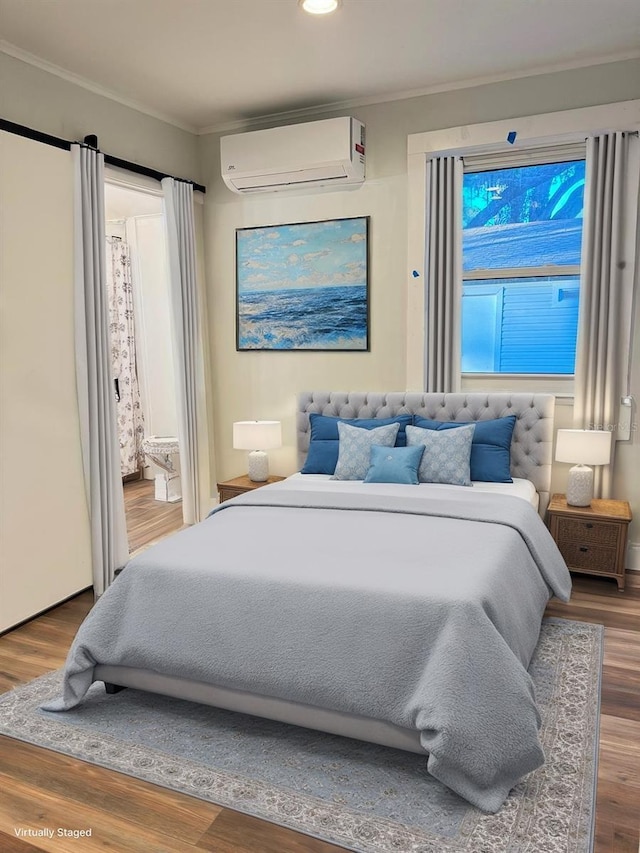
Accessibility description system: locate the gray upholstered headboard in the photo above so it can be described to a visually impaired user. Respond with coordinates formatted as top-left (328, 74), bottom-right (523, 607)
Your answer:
top-left (297, 392), bottom-right (555, 515)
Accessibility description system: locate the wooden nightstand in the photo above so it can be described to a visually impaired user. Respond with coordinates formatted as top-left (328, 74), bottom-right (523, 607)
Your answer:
top-left (547, 493), bottom-right (632, 591)
top-left (217, 474), bottom-right (286, 503)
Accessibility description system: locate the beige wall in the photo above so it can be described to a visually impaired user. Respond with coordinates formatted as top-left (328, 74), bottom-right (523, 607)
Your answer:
top-left (1, 50), bottom-right (638, 564)
top-left (0, 132), bottom-right (92, 630)
top-left (126, 214), bottom-right (178, 438)
top-left (200, 60), bottom-right (640, 562)
top-left (0, 51), bottom-right (200, 181)
top-left (203, 176), bottom-right (408, 479)
top-left (0, 54), bottom-right (207, 622)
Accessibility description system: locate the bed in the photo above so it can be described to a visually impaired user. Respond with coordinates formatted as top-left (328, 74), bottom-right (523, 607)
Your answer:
top-left (44, 391), bottom-right (571, 812)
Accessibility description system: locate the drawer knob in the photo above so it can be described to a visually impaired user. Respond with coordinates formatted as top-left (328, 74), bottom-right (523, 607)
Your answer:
top-left (579, 546), bottom-right (588, 552)
top-left (585, 523), bottom-right (594, 529)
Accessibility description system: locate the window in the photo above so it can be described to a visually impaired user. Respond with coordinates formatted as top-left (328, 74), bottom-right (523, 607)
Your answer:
top-left (461, 153), bottom-right (585, 375)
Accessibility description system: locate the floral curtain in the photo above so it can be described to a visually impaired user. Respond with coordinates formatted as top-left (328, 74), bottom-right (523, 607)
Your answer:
top-left (106, 237), bottom-right (145, 477)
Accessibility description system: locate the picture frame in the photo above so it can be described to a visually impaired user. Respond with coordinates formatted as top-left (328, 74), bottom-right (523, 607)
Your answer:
top-left (236, 216), bottom-right (369, 351)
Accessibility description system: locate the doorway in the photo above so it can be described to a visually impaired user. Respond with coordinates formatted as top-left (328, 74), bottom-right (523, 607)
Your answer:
top-left (104, 178), bottom-right (183, 553)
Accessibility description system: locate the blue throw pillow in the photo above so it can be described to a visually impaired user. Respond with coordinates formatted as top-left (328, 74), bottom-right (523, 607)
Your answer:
top-left (364, 444), bottom-right (425, 485)
top-left (406, 424), bottom-right (475, 486)
top-left (332, 421), bottom-right (400, 481)
top-left (301, 413), bottom-right (412, 475)
top-left (301, 440), bottom-right (341, 475)
top-left (412, 415), bottom-right (516, 483)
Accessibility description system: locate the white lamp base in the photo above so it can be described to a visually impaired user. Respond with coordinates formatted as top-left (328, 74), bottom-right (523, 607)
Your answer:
top-left (248, 450), bottom-right (269, 482)
top-left (566, 464), bottom-right (594, 506)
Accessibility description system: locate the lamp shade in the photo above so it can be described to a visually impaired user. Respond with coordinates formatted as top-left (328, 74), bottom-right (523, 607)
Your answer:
top-left (555, 429), bottom-right (612, 465)
top-left (233, 421), bottom-right (282, 451)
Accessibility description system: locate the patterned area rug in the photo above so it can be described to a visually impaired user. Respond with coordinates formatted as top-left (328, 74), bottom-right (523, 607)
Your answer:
top-left (0, 618), bottom-right (601, 853)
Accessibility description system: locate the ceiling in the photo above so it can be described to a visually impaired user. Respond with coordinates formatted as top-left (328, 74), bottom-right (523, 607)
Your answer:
top-left (1, 0), bottom-right (638, 133)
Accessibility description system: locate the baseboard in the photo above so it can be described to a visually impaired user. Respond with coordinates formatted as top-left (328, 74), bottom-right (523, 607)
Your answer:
top-left (625, 570), bottom-right (640, 590)
top-left (0, 586), bottom-right (93, 636)
top-left (625, 540), bottom-right (640, 590)
top-left (627, 541), bottom-right (640, 572)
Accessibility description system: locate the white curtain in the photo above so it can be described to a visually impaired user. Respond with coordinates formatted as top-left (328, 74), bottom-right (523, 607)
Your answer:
top-left (424, 156), bottom-right (463, 392)
top-left (73, 145), bottom-right (129, 596)
top-left (574, 131), bottom-right (639, 497)
top-left (106, 237), bottom-right (145, 477)
top-left (162, 178), bottom-right (204, 524)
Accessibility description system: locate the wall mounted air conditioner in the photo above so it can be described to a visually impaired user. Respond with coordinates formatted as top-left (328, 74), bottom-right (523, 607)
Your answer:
top-left (220, 116), bottom-right (365, 194)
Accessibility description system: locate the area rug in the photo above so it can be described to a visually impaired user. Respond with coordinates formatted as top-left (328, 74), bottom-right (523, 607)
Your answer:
top-left (0, 618), bottom-right (602, 853)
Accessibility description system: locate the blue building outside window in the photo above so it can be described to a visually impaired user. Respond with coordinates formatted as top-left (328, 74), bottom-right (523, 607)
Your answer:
top-left (462, 159), bottom-right (585, 374)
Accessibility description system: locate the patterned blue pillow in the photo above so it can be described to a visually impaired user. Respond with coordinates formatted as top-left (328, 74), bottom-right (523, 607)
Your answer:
top-left (406, 424), bottom-right (475, 486)
top-left (364, 445), bottom-right (425, 485)
top-left (332, 422), bottom-right (400, 481)
top-left (412, 415), bottom-right (516, 483)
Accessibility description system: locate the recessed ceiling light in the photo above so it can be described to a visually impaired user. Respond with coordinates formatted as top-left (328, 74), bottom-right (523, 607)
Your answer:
top-left (299, 0), bottom-right (341, 15)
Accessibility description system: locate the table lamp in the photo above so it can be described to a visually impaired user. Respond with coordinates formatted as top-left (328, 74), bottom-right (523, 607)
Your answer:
top-left (555, 429), bottom-right (612, 506)
top-left (233, 420), bottom-right (282, 482)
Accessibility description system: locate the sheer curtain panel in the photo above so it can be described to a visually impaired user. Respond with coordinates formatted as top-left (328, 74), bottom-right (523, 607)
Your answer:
top-left (73, 144), bottom-right (129, 596)
top-left (424, 156), bottom-right (463, 392)
top-left (574, 131), bottom-right (640, 497)
top-left (162, 178), bottom-right (208, 524)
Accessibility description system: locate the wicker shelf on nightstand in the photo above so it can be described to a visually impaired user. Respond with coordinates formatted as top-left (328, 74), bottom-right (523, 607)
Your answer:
top-left (547, 493), bottom-right (632, 591)
top-left (217, 474), bottom-right (285, 503)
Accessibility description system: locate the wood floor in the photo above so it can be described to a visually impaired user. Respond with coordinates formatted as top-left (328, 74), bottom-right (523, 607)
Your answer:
top-left (545, 578), bottom-right (640, 852)
top-left (0, 525), bottom-right (638, 851)
top-left (124, 478), bottom-right (185, 555)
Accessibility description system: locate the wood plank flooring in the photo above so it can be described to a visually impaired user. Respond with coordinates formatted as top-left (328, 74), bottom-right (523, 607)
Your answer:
top-left (124, 478), bottom-right (185, 555)
top-left (0, 545), bottom-right (638, 850)
top-left (546, 577), bottom-right (640, 850)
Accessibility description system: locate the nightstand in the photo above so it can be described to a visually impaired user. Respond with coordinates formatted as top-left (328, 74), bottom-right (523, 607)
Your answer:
top-left (217, 474), bottom-right (286, 503)
top-left (547, 493), bottom-right (632, 591)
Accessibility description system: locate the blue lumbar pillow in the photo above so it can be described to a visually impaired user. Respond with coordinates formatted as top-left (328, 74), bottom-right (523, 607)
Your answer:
top-left (412, 415), bottom-right (516, 483)
top-left (363, 444), bottom-right (425, 485)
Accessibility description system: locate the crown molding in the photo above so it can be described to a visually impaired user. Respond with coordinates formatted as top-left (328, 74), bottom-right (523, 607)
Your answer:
top-left (197, 49), bottom-right (640, 136)
top-left (0, 41), bottom-right (198, 134)
top-left (2, 39), bottom-right (637, 138)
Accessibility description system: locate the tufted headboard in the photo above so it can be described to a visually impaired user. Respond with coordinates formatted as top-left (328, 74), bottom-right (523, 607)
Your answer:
top-left (297, 391), bottom-right (555, 515)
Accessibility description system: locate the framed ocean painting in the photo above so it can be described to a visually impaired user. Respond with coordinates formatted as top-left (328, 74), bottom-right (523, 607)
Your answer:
top-left (236, 216), bottom-right (369, 351)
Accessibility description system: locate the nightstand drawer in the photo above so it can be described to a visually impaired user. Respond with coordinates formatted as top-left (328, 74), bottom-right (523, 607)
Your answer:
top-left (556, 540), bottom-right (618, 574)
top-left (555, 516), bottom-right (620, 547)
top-left (219, 487), bottom-right (245, 502)
top-left (217, 475), bottom-right (286, 505)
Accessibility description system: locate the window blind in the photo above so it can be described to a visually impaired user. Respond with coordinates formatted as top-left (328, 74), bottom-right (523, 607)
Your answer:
top-left (462, 142), bottom-right (586, 172)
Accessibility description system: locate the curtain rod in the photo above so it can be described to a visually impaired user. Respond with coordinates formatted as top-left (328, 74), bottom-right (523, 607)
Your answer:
top-left (0, 118), bottom-right (206, 194)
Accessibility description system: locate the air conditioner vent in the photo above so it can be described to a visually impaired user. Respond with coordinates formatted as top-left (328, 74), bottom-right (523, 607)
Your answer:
top-left (221, 117), bottom-right (365, 194)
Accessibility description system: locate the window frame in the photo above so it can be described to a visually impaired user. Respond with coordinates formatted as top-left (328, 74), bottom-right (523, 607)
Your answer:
top-left (405, 100), bottom-right (639, 395)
